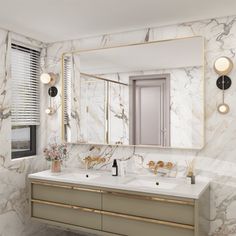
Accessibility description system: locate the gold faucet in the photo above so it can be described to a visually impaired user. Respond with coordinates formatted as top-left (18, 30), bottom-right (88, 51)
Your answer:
top-left (147, 161), bottom-right (173, 175)
top-left (84, 156), bottom-right (106, 169)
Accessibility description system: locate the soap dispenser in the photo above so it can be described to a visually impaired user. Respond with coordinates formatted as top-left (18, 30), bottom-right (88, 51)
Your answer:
top-left (112, 159), bottom-right (118, 176)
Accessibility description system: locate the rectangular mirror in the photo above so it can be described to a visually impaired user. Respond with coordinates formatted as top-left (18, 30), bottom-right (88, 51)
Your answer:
top-left (62, 36), bottom-right (205, 149)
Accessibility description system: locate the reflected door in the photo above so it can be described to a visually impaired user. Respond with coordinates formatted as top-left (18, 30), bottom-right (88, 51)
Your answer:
top-left (130, 75), bottom-right (170, 146)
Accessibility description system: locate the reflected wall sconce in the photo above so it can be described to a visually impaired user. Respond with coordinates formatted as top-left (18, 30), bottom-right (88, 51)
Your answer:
top-left (214, 57), bottom-right (233, 114)
top-left (40, 72), bottom-right (58, 115)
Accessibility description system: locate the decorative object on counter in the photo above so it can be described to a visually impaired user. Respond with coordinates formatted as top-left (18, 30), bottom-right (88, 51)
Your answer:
top-left (43, 143), bottom-right (69, 173)
top-left (119, 160), bottom-right (127, 177)
top-left (147, 160), bottom-right (176, 177)
top-left (112, 159), bottom-right (118, 176)
top-left (186, 159), bottom-right (196, 184)
top-left (214, 56), bottom-right (233, 114)
top-left (83, 156), bottom-right (106, 169)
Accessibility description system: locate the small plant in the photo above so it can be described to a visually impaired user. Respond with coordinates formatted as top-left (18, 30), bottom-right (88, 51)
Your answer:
top-left (43, 143), bottom-right (69, 162)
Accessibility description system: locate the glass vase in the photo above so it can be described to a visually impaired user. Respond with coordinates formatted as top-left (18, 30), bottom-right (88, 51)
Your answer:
top-left (51, 160), bottom-right (61, 173)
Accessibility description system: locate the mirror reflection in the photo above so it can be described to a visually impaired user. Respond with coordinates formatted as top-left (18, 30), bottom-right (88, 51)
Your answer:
top-left (63, 36), bottom-right (204, 149)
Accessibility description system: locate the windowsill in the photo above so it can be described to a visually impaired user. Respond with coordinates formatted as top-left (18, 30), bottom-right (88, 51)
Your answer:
top-left (11, 154), bottom-right (40, 162)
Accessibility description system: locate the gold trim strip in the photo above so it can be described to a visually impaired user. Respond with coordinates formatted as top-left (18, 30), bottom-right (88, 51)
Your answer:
top-left (31, 199), bottom-right (194, 230)
top-left (102, 191), bottom-right (194, 206)
top-left (31, 181), bottom-right (72, 189)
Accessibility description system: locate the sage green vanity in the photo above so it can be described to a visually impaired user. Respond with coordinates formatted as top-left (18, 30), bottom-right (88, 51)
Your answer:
top-left (29, 171), bottom-right (210, 236)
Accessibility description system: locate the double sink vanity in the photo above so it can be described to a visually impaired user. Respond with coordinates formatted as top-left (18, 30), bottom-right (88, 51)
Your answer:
top-left (29, 168), bottom-right (210, 236)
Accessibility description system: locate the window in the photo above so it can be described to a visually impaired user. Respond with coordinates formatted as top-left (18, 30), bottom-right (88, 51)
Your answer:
top-left (11, 43), bottom-right (40, 159)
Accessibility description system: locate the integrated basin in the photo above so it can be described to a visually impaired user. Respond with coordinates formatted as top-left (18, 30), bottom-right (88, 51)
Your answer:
top-left (124, 178), bottom-right (177, 190)
top-left (56, 171), bottom-right (101, 181)
top-left (72, 173), bottom-right (101, 180)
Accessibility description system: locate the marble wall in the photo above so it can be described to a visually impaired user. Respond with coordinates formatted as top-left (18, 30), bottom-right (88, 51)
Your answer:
top-left (0, 30), bottom-right (81, 236)
top-left (45, 15), bottom-right (236, 236)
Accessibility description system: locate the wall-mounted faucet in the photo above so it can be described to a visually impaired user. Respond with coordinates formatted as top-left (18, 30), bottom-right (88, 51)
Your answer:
top-left (147, 160), bottom-right (174, 175)
top-left (84, 156), bottom-right (106, 169)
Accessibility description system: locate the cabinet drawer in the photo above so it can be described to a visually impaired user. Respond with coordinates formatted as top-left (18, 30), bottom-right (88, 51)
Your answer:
top-left (31, 182), bottom-right (101, 209)
top-left (103, 215), bottom-right (194, 236)
top-left (102, 191), bottom-right (194, 225)
top-left (32, 201), bottom-right (101, 230)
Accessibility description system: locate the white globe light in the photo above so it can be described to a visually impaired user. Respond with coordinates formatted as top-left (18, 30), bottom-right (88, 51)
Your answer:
top-left (218, 104), bottom-right (229, 114)
top-left (40, 73), bottom-right (51, 84)
top-left (214, 57), bottom-right (233, 75)
top-left (45, 108), bottom-right (51, 114)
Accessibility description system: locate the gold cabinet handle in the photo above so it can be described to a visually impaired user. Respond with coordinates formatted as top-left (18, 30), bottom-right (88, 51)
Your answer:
top-left (31, 181), bottom-right (72, 189)
top-left (102, 191), bottom-right (194, 206)
top-left (101, 210), bottom-right (194, 230)
top-left (72, 205), bottom-right (101, 214)
top-left (31, 199), bottom-right (101, 215)
top-left (73, 186), bottom-right (101, 193)
top-left (31, 199), bottom-right (73, 209)
top-left (31, 181), bottom-right (101, 193)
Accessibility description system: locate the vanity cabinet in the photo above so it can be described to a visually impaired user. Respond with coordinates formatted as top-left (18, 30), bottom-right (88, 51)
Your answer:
top-left (30, 180), bottom-right (209, 236)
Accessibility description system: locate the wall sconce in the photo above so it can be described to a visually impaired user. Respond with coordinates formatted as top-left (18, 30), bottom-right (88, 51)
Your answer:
top-left (41, 72), bottom-right (58, 115)
top-left (214, 57), bottom-right (233, 114)
top-left (40, 72), bottom-right (57, 86)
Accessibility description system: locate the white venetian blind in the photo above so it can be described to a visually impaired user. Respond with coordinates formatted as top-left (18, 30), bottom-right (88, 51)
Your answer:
top-left (11, 43), bottom-right (41, 126)
top-left (63, 56), bottom-right (72, 124)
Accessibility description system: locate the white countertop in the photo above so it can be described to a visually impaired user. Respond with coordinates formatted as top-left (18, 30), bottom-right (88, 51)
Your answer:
top-left (28, 168), bottom-right (210, 199)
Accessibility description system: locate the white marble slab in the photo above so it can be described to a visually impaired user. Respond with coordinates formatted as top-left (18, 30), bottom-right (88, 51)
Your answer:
top-left (29, 168), bottom-right (210, 199)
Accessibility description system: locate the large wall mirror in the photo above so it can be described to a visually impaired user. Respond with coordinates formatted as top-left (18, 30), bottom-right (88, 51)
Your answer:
top-left (62, 36), bottom-right (205, 149)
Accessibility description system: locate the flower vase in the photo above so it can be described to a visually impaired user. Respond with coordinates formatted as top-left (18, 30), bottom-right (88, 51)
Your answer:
top-left (51, 160), bottom-right (61, 173)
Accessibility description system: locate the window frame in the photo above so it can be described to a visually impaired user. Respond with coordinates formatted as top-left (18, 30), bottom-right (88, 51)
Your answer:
top-left (11, 42), bottom-right (40, 159)
top-left (11, 125), bottom-right (36, 159)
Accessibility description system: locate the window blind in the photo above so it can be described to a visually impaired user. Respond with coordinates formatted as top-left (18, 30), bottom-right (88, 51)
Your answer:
top-left (11, 43), bottom-right (41, 126)
top-left (63, 56), bottom-right (72, 124)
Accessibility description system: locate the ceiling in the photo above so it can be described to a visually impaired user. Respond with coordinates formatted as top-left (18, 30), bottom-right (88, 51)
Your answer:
top-left (0, 0), bottom-right (235, 43)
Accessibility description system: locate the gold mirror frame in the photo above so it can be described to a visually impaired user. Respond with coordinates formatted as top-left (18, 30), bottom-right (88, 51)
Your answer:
top-left (61, 36), bottom-right (205, 150)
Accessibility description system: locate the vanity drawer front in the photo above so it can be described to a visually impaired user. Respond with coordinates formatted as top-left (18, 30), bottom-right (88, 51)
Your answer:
top-left (103, 215), bottom-right (194, 236)
top-left (31, 182), bottom-right (101, 209)
top-left (102, 191), bottom-right (194, 225)
top-left (32, 201), bottom-right (101, 230)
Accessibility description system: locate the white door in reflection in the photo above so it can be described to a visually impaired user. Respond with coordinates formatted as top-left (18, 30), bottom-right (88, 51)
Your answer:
top-left (130, 75), bottom-right (170, 146)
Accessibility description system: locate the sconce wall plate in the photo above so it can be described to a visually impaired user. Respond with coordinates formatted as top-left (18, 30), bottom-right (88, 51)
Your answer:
top-left (48, 86), bottom-right (58, 97)
top-left (214, 57), bottom-right (233, 75)
top-left (216, 75), bottom-right (232, 90)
